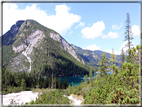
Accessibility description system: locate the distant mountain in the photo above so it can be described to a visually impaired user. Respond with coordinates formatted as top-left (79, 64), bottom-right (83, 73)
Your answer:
top-left (1, 20), bottom-right (90, 77)
top-left (72, 44), bottom-right (120, 68)
top-left (94, 50), bottom-right (120, 66)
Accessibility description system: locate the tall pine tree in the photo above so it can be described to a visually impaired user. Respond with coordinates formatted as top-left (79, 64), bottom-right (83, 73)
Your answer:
top-left (124, 13), bottom-right (134, 63)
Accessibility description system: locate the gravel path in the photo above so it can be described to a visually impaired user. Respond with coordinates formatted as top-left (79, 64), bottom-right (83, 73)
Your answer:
top-left (67, 94), bottom-right (84, 106)
top-left (3, 91), bottom-right (39, 106)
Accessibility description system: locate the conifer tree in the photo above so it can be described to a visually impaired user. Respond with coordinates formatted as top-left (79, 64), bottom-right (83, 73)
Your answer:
top-left (120, 48), bottom-right (125, 69)
top-left (89, 67), bottom-right (93, 80)
top-left (21, 78), bottom-right (26, 90)
top-left (124, 13), bottom-right (134, 63)
top-left (97, 52), bottom-right (109, 76)
top-left (84, 74), bottom-right (88, 83)
top-left (109, 48), bottom-right (118, 73)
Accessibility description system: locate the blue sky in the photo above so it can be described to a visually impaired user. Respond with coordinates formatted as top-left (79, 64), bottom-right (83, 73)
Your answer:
top-left (3, 3), bottom-right (140, 55)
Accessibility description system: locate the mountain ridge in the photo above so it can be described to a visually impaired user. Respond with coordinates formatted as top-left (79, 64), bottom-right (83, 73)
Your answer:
top-left (71, 44), bottom-right (120, 68)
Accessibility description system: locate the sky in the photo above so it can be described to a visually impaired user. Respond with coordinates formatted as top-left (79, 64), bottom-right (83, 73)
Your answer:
top-left (3, 3), bottom-right (140, 55)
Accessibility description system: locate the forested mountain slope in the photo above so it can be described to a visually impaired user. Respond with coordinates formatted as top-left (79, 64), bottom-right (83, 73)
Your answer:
top-left (1, 20), bottom-right (89, 77)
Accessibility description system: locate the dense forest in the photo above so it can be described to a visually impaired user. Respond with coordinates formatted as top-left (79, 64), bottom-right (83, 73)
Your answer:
top-left (2, 67), bottom-right (71, 95)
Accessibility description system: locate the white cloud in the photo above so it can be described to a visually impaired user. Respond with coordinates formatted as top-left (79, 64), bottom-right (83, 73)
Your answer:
top-left (131, 25), bottom-right (140, 36)
top-left (75, 22), bottom-right (85, 29)
top-left (103, 49), bottom-right (121, 55)
top-left (81, 21), bottom-right (105, 39)
top-left (102, 32), bottom-right (119, 39)
top-left (83, 44), bottom-right (100, 51)
top-left (104, 41), bottom-right (135, 55)
top-left (119, 41), bottom-right (134, 54)
top-left (3, 3), bottom-right (81, 35)
top-left (112, 23), bottom-right (122, 30)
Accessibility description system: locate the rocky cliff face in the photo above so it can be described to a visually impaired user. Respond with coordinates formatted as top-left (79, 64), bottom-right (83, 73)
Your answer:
top-left (49, 32), bottom-right (85, 64)
top-left (11, 29), bottom-right (46, 72)
top-left (12, 29), bottom-right (45, 52)
top-left (83, 52), bottom-right (99, 60)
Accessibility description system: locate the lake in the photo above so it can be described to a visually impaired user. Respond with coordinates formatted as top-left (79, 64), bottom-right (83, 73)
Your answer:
top-left (60, 71), bottom-right (113, 87)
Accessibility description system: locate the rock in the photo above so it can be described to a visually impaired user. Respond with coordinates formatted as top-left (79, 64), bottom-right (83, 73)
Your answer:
top-left (26, 29), bottom-right (44, 45)
top-left (25, 29), bottom-right (45, 55)
top-left (13, 43), bottom-right (27, 53)
top-left (49, 32), bottom-right (61, 42)
top-left (49, 32), bottom-right (84, 64)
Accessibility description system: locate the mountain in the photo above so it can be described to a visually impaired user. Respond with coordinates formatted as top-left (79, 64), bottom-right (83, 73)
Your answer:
top-left (1, 20), bottom-right (90, 77)
top-left (72, 44), bottom-right (120, 68)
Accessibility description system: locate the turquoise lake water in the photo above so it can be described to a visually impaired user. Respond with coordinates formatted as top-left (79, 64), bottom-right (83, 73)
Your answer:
top-left (60, 71), bottom-right (113, 87)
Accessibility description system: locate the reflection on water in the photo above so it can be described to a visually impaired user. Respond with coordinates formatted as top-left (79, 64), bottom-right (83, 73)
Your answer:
top-left (60, 71), bottom-right (113, 87)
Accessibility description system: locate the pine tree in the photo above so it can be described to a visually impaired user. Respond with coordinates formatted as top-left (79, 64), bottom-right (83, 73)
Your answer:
top-left (129, 45), bottom-right (140, 64)
top-left (124, 13), bottom-right (134, 63)
top-left (21, 78), bottom-right (26, 90)
top-left (97, 52), bottom-right (109, 76)
top-left (120, 49), bottom-right (125, 69)
top-left (84, 74), bottom-right (88, 83)
top-left (53, 77), bottom-right (56, 89)
top-left (57, 78), bottom-right (61, 89)
top-left (14, 72), bottom-right (21, 86)
top-left (89, 67), bottom-right (93, 80)
top-left (109, 48), bottom-right (118, 73)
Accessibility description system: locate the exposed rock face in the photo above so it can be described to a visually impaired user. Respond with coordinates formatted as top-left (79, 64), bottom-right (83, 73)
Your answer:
top-left (83, 53), bottom-right (89, 56)
top-left (61, 38), bottom-right (80, 62)
top-left (8, 54), bottom-right (30, 72)
top-left (12, 29), bottom-right (45, 72)
top-left (49, 32), bottom-right (84, 64)
top-left (13, 43), bottom-right (27, 53)
top-left (13, 29), bottom-right (45, 54)
top-left (26, 29), bottom-right (44, 45)
top-left (83, 52), bottom-right (99, 60)
top-left (49, 32), bottom-right (60, 42)
top-left (25, 29), bottom-right (45, 55)
top-left (91, 52), bottom-right (99, 59)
